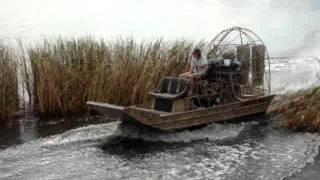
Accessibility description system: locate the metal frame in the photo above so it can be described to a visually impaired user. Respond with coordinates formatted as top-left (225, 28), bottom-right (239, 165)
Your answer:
top-left (207, 27), bottom-right (271, 93)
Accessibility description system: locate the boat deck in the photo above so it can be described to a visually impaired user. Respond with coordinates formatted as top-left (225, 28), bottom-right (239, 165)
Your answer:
top-left (87, 95), bottom-right (274, 131)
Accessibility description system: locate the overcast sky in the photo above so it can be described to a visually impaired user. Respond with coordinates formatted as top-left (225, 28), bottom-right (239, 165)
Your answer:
top-left (0, 0), bottom-right (319, 56)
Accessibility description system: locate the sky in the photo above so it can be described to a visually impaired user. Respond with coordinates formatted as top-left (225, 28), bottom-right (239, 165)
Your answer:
top-left (0, 0), bottom-right (319, 56)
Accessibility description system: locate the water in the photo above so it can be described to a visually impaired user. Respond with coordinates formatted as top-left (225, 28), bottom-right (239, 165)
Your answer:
top-left (270, 57), bottom-right (320, 93)
top-left (0, 58), bottom-right (320, 180)
top-left (1, 1), bottom-right (320, 178)
top-left (0, 119), bottom-right (320, 180)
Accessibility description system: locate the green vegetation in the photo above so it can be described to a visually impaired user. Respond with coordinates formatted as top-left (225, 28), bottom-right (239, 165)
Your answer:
top-left (27, 37), bottom-right (203, 115)
top-left (0, 44), bottom-right (19, 120)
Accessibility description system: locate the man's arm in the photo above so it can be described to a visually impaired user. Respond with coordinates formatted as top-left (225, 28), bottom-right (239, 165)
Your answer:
top-left (189, 55), bottom-right (194, 73)
top-left (189, 65), bottom-right (193, 73)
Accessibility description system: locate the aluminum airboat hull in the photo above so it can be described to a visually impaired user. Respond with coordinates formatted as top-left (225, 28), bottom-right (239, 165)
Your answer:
top-left (87, 95), bottom-right (274, 132)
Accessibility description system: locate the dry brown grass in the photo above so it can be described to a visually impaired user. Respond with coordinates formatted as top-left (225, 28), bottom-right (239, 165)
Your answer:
top-left (0, 44), bottom-right (19, 120)
top-left (28, 37), bottom-right (204, 115)
top-left (270, 86), bottom-right (320, 132)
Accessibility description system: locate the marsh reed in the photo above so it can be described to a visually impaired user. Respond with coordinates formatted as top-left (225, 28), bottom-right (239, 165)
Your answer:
top-left (28, 37), bottom-right (203, 115)
top-left (0, 44), bottom-right (19, 120)
top-left (284, 87), bottom-right (320, 131)
top-left (2, 36), bottom-right (320, 133)
top-left (270, 86), bottom-right (320, 132)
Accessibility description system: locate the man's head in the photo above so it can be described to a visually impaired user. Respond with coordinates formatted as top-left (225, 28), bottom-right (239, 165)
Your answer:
top-left (192, 48), bottom-right (202, 60)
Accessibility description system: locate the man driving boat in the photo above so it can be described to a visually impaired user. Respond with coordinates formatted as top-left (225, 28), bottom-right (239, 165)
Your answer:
top-left (179, 48), bottom-right (208, 96)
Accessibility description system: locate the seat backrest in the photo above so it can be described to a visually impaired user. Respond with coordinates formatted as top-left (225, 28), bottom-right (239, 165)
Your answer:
top-left (177, 78), bottom-right (189, 94)
top-left (156, 77), bottom-right (189, 95)
top-left (169, 78), bottom-right (179, 94)
top-left (159, 78), bottom-right (170, 93)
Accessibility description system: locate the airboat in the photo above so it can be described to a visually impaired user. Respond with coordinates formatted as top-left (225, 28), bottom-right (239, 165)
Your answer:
top-left (87, 27), bottom-right (275, 132)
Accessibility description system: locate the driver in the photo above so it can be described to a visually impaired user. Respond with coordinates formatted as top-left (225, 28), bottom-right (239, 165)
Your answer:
top-left (179, 48), bottom-right (208, 96)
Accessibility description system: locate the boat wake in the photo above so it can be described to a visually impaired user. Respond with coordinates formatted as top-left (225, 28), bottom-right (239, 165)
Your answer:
top-left (0, 57), bottom-right (320, 179)
top-left (40, 122), bottom-right (120, 148)
top-left (116, 121), bottom-right (253, 143)
top-left (1, 121), bottom-right (320, 180)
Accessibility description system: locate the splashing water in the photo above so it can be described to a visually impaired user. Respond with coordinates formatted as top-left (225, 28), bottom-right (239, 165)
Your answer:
top-left (0, 121), bottom-right (320, 180)
top-left (270, 57), bottom-right (320, 93)
top-left (0, 57), bottom-right (320, 180)
top-left (117, 121), bottom-right (249, 143)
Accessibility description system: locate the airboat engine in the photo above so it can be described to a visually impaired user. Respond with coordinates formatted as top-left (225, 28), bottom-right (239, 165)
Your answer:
top-left (187, 27), bottom-right (271, 108)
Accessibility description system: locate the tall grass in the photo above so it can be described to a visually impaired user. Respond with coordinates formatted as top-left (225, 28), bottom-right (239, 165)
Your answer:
top-left (271, 86), bottom-right (320, 132)
top-left (28, 37), bottom-right (202, 115)
top-left (0, 44), bottom-right (19, 120)
top-left (2, 35), bottom-right (319, 132)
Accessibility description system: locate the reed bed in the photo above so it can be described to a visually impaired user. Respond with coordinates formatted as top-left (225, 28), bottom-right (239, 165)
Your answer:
top-left (28, 37), bottom-right (203, 115)
top-left (3, 36), bottom-right (320, 132)
top-left (0, 44), bottom-right (19, 120)
top-left (270, 86), bottom-right (320, 132)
